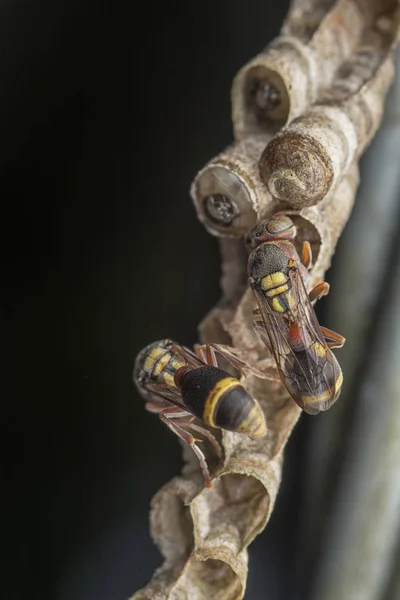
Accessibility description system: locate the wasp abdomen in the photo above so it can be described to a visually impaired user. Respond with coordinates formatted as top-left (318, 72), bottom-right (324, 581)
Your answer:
top-left (178, 365), bottom-right (266, 438)
top-left (178, 365), bottom-right (232, 420)
top-left (214, 385), bottom-right (266, 438)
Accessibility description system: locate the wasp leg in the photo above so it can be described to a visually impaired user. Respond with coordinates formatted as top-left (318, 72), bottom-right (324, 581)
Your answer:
top-left (159, 407), bottom-right (213, 488)
top-left (185, 422), bottom-right (222, 459)
top-left (301, 241), bottom-right (313, 270)
top-left (320, 326), bottom-right (346, 349)
top-left (193, 343), bottom-right (207, 363)
top-left (145, 399), bottom-right (191, 416)
top-left (309, 281), bottom-right (330, 304)
top-left (198, 342), bottom-right (277, 381)
top-left (149, 400), bottom-right (223, 461)
top-left (253, 306), bottom-right (260, 316)
top-left (193, 343), bottom-right (218, 367)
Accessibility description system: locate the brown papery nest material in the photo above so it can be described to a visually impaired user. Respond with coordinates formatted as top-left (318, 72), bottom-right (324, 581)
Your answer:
top-left (132, 2), bottom-right (399, 599)
top-left (257, 2), bottom-right (400, 207)
top-left (190, 134), bottom-right (278, 239)
top-left (232, 0), bottom-right (368, 138)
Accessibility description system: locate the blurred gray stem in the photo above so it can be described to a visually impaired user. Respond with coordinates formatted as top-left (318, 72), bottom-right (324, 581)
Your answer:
top-left (310, 226), bottom-right (400, 600)
top-left (300, 51), bottom-right (400, 600)
top-left (306, 48), bottom-right (400, 600)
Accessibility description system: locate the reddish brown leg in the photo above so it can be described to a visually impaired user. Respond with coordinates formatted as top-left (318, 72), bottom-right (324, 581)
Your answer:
top-left (159, 406), bottom-right (213, 487)
top-left (196, 342), bottom-right (278, 381)
top-left (309, 281), bottom-right (330, 304)
top-left (301, 241), bottom-right (313, 270)
top-left (148, 401), bottom-right (223, 475)
top-left (193, 343), bottom-right (206, 363)
top-left (320, 326), bottom-right (346, 349)
top-left (185, 422), bottom-right (222, 458)
top-left (193, 343), bottom-right (219, 366)
top-left (145, 399), bottom-right (190, 416)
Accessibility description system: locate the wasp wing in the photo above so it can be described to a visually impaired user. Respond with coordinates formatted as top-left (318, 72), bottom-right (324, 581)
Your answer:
top-left (250, 262), bottom-right (341, 414)
top-left (138, 378), bottom-right (191, 411)
top-left (288, 267), bottom-right (342, 413)
top-left (253, 296), bottom-right (319, 406)
top-left (167, 342), bottom-right (204, 369)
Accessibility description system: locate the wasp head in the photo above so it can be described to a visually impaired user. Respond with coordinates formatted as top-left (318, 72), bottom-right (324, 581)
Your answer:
top-left (245, 214), bottom-right (297, 252)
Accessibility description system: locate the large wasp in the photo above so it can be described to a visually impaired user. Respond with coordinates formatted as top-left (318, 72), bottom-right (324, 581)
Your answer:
top-left (133, 339), bottom-right (271, 487)
top-left (246, 214), bottom-right (345, 415)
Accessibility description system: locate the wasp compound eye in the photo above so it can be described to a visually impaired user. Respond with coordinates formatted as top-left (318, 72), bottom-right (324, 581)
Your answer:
top-left (245, 214), bottom-right (297, 251)
top-left (203, 194), bottom-right (239, 226)
top-left (266, 215), bottom-right (295, 236)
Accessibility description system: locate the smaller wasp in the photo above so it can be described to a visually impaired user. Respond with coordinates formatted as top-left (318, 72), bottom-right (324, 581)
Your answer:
top-left (245, 213), bottom-right (345, 415)
top-left (133, 339), bottom-right (271, 487)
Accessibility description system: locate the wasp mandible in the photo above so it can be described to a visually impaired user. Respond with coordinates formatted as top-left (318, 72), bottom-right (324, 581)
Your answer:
top-left (133, 339), bottom-right (272, 487)
top-left (246, 214), bottom-right (345, 415)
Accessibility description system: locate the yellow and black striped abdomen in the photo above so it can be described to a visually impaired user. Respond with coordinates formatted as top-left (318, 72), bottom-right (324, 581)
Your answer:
top-left (260, 271), bottom-right (296, 314)
top-left (282, 347), bottom-right (343, 415)
top-left (134, 339), bottom-right (187, 392)
top-left (178, 365), bottom-right (266, 438)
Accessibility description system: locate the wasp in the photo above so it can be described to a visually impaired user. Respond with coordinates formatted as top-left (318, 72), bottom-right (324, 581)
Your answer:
top-left (133, 339), bottom-right (271, 487)
top-left (245, 214), bottom-right (345, 415)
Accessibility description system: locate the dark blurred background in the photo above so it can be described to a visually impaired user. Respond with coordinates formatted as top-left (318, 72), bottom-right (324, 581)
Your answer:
top-left (1, 1), bottom-right (340, 599)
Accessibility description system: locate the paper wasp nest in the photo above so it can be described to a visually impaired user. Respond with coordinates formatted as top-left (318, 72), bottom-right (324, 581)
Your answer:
top-left (133, 1), bottom-right (399, 598)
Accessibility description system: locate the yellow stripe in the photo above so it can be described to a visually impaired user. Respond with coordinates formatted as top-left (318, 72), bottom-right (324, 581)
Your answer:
top-left (266, 283), bottom-right (289, 297)
top-left (287, 291), bottom-right (297, 310)
top-left (161, 372), bottom-right (175, 387)
top-left (303, 371), bottom-right (343, 404)
top-left (153, 352), bottom-right (171, 376)
top-left (335, 370), bottom-right (343, 393)
top-left (261, 272), bottom-right (287, 291)
top-left (203, 377), bottom-right (240, 428)
top-left (303, 389), bottom-right (335, 404)
top-left (272, 297), bottom-right (285, 313)
top-left (251, 419), bottom-right (267, 437)
top-left (170, 358), bottom-right (185, 371)
top-left (311, 341), bottom-right (326, 358)
top-left (236, 404), bottom-right (266, 437)
top-left (143, 347), bottom-right (166, 374)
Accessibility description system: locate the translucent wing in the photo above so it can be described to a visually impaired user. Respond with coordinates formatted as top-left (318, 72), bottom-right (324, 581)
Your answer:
top-left (169, 343), bottom-right (200, 365)
top-left (138, 378), bottom-right (189, 410)
top-left (288, 267), bottom-right (342, 412)
top-left (250, 262), bottom-right (342, 414)
top-left (289, 267), bottom-right (328, 347)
